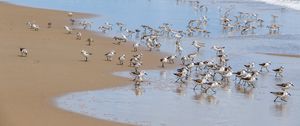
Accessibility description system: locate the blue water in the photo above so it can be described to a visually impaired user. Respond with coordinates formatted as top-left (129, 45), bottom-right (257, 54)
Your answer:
top-left (5, 0), bottom-right (300, 126)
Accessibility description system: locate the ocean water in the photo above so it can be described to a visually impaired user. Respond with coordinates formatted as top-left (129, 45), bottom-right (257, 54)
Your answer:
top-left (257, 0), bottom-right (300, 10)
top-left (5, 0), bottom-right (300, 126)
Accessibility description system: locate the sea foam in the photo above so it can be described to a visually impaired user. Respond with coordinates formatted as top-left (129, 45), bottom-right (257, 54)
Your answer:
top-left (257, 0), bottom-right (300, 10)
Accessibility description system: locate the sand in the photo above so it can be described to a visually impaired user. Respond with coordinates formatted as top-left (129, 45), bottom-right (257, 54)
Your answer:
top-left (0, 2), bottom-right (175, 126)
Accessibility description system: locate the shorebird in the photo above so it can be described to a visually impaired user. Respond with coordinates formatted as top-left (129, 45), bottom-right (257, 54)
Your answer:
top-left (113, 36), bottom-right (127, 45)
top-left (193, 78), bottom-right (208, 90)
top-left (64, 26), bottom-right (72, 34)
top-left (187, 52), bottom-right (197, 62)
top-left (67, 12), bottom-right (73, 17)
top-left (270, 90), bottom-right (291, 102)
top-left (174, 71), bottom-right (187, 83)
top-left (76, 32), bottom-right (82, 40)
top-left (118, 54), bottom-right (126, 65)
top-left (192, 40), bottom-right (205, 52)
top-left (244, 62), bottom-right (255, 72)
top-left (105, 50), bottom-right (116, 61)
top-left (160, 57), bottom-right (168, 68)
top-left (276, 82), bottom-right (294, 90)
top-left (47, 22), bottom-right (52, 28)
top-left (273, 66), bottom-right (284, 77)
top-left (31, 24), bottom-right (40, 31)
top-left (203, 81), bottom-right (221, 94)
top-left (133, 43), bottom-right (140, 52)
top-left (167, 55), bottom-right (177, 64)
top-left (81, 50), bottom-right (92, 62)
top-left (87, 37), bottom-right (94, 46)
top-left (259, 62), bottom-right (271, 72)
top-left (19, 48), bottom-right (28, 57)
top-left (211, 45), bottom-right (225, 55)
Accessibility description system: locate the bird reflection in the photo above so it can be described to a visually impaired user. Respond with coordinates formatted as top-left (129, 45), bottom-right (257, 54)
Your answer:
top-left (134, 85), bottom-right (144, 96)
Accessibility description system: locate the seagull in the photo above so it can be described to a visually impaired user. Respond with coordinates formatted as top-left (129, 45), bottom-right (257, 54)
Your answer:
top-left (81, 50), bottom-right (92, 62)
top-left (20, 48), bottom-right (28, 57)
top-left (259, 62), bottom-right (271, 72)
top-left (270, 90), bottom-right (291, 102)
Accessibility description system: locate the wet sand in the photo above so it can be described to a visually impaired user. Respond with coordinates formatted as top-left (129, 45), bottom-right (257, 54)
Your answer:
top-left (257, 52), bottom-right (300, 58)
top-left (0, 2), bottom-right (175, 126)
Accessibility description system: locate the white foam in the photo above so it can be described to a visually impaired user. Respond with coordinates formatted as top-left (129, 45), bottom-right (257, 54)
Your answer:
top-left (256, 0), bottom-right (300, 10)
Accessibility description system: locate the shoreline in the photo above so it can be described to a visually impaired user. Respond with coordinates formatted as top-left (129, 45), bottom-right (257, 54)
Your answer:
top-left (0, 2), bottom-right (176, 126)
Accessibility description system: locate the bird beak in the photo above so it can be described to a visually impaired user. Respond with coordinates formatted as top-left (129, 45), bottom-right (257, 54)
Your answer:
top-left (288, 93), bottom-right (291, 96)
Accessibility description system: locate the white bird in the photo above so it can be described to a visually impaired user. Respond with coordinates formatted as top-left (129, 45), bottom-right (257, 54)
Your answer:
top-left (20, 48), bottom-right (28, 57)
top-left (133, 43), bottom-right (140, 52)
top-left (167, 55), bottom-right (177, 64)
top-left (81, 50), bottom-right (92, 62)
top-left (67, 12), bottom-right (73, 17)
top-left (160, 57), bottom-right (168, 68)
top-left (192, 40), bottom-right (205, 52)
top-left (76, 32), bottom-right (82, 40)
top-left (105, 50), bottom-right (116, 61)
top-left (64, 26), bottom-right (72, 34)
top-left (118, 54), bottom-right (126, 65)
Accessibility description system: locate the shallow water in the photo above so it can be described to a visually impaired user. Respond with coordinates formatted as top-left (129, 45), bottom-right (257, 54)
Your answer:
top-left (5, 0), bottom-right (300, 125)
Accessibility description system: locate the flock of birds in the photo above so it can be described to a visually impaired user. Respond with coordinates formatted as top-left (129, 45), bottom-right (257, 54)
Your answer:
top-left (20, 1), bottom-right (294, 103)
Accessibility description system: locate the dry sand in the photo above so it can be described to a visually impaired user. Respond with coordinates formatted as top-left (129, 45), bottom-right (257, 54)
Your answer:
top-left (0, 2), bottom-right (175, 126)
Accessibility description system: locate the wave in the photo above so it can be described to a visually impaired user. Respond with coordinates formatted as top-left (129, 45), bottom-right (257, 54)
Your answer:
top-left (256, 0), bottom-right (300, 10)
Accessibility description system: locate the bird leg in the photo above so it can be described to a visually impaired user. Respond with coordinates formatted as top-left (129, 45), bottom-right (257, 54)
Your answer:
top-left (274, 96), bottom-right (278, 102)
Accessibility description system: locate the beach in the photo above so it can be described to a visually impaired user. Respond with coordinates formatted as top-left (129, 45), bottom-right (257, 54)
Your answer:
top-left (0, 2), bottom-right (175, 126)
top-left (1, 0), bottom-right (300, 126)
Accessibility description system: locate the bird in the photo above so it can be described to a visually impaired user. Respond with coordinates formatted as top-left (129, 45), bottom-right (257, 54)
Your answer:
top-left (167, 55), bottom-right (177, 64)
top-left (276, 82), bottom-right (294, 90)
top-left (67, 12), bottom-right (73, 17)
top-left (105, 50), bottom-right (116, 61)
top-left (76, 32), bottom-right (82, 40)
top-left (87, 37), bottom-right (94, 46)
top-left (133, 43), bottom-right (139, 52)
top-left (64, 26), bottom-right (72, 34)
top-left (273, 66), bottom-right (284, 77)
top-left (244, 62), bottom-right (255, 72)
top-left (270, 90), bottom-right (291, 102)
top-left (19, 48), bottom-right (28, 57)
top-left (192, 40), bottom-right (205, 52)
top-left (187, 52), bottom-right (197, 62)
top-left (118, 54), bottom-right (126, 65)
top-left (193, 78), bottom-right (208, 90)
top-left (81, 50), bottom-right (92, 62)
top-left (259, 62), bottom-right (271, 72)
top-left (203, 81), bottom-right (221, 94)
top-left (160, 57), bottom-right (168, 68)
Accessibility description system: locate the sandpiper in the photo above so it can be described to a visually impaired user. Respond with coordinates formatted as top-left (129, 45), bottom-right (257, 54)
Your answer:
top-left (270, 90), bottom-right (291, 102)
top-left (105, 50), bottom-right (116, 61)
top-left (276, 82), bottom-right (294, 90)
top-left (273, 66), bottom-right (284, 77)
top-left (259, 62), bottom-right (271, 72)
top-left (19, 48), bottom-right (28, 57)
top-left (81, 50), bottom-right (92, 62)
